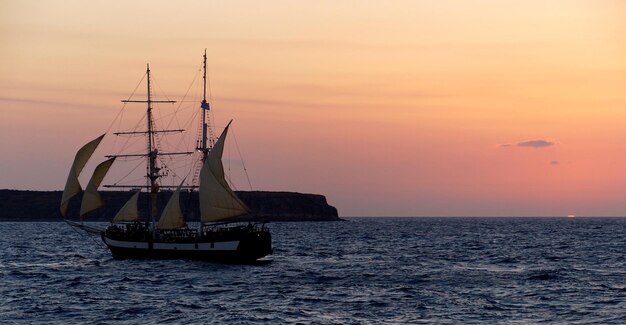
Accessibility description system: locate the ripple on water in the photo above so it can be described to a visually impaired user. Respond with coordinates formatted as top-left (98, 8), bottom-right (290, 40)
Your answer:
top-left (0, 219), bottom-right (625, 324)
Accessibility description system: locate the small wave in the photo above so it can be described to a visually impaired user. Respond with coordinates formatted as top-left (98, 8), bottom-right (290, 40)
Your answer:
top-left (600, 283), bottom-right (626, 292)
top-left (68, 276), bottom-right (83, 287)
top-left (8, 270), bottom-right (50, 279)
top-left (122, 306), bottom-right (154, 316)
top-left (119, 276), bottom-right (163, 285)
top-left (543, 254), bottom-right (565, 261)
top-left (293, 296), bottom-right (334, 304)
top-left (315, 275), bottom-right (342, 283)
top-left (172, 301), bottom-right (204, 310)
top-left (196, 288), bottom-right (234, 295)
top-left (592, 299), bottom-right (622, 305)
top-left (526, 270), bottom-right (560, 281)
top-left (496, 256), bottom-right (517, 264)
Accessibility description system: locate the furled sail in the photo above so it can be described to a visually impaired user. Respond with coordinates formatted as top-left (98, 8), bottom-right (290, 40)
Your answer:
top-left (112, 191), bottom-right (141, 223)
top-left (199, 121), bottom-right (250, 222)
top-left (157, 181), bottom-right (186, 230)
top-left (60, 134), bottom-right (106, 217)
top-left (79, 157), bottom-right (115, 218)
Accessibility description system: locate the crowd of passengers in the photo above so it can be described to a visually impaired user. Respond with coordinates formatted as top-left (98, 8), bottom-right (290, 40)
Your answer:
top-left (105, 222), bottom-right (266, 242)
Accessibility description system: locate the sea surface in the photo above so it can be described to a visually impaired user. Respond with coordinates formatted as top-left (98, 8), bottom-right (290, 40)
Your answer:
top-left (1, 218), bottom-right (625, 324)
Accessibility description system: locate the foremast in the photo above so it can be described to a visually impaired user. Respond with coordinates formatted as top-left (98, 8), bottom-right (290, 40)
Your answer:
top-left (116, 64), bottom-right (179, 234)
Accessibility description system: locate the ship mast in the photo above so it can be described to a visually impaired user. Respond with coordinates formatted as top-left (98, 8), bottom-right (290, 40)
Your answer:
top-left (106, 57), bottom-right (213, 229)
top-left (145, 64), bottom-right (159, 230)
top-left (112, 64), bottom-right (183, 232)
top-left (199, 49), bottom-right (210, 161)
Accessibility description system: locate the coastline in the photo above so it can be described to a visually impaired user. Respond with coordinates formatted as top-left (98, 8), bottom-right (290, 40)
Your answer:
top-left (0, 189), bottom-right (342, 222)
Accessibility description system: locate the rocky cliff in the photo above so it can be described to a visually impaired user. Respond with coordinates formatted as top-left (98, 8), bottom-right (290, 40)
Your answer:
top-left (0, 189), bottom-right (341, 222)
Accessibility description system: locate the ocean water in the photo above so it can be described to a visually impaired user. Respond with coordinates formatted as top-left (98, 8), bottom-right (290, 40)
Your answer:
top-left (0, 217), bottom-right (625, 324)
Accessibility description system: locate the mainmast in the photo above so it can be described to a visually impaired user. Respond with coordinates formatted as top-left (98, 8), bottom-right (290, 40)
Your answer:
top-left (198, 49), bottom-right (213, 161)
top-left (145, 64), bottom-right (159, 230)
top-left (112, 64), bottom-right (183, 232)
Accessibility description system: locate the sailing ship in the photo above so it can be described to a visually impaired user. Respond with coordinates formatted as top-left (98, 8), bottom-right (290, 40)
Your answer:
top-left (60, 51), bottom-right (272, 262)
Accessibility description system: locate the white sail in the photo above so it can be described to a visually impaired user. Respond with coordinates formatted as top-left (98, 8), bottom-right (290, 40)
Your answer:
top-left (79, 158), bottom-right (115, 218)
top-left (60, 134), bottom-right (106, 217)
top-left (157, 181), bottom-right (186, 230)
top-left (112, 191), bottom-right (141, 223)
top-left (199, 121), bottom-right (250, 222)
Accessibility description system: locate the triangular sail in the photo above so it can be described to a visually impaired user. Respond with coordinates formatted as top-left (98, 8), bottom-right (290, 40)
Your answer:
top-left (157, 180), bottom-right (187, 230)
top-left (60, 134), bottom-right (106, 217)
top-left (79, 158), bottom-right (115, 218)
top-left (199, 121), bottom-right (250, 222)
top-left (112, 191), bottom-right (141, 223)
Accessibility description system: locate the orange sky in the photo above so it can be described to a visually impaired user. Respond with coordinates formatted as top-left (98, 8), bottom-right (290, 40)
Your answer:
top-left (1, 1), bottom-right (625, 216)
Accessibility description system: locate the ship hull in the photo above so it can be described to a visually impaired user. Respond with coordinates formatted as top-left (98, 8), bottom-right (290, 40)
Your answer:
top-left (101, 229), bottom-right (272, 263)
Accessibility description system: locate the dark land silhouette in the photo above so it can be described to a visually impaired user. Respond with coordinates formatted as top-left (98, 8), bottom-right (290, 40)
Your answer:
top-left (0, 190), bottom-right (341, 222)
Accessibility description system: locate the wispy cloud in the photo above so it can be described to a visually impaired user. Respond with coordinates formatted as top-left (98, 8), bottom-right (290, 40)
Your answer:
top-left (500, 139), bottom-right (556, 149)
top-left (550, 160), bottom-right (559, 165)
top-left (517, 139), bottom-right (555, 148)
top-left (0, 96), bottom-right (105, 110)
top-left (0, 96), bottom-right (67, 106)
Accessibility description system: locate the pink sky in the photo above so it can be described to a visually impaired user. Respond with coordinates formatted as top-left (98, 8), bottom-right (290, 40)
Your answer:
top-left (1, 1), bottom-right (625, 216)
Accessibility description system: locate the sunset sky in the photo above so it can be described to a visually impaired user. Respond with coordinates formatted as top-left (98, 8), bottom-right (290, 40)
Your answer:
top-left (1, 1), bottom-right (625, 216)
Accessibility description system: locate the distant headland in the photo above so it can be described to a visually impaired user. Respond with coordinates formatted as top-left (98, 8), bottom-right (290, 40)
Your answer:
top-left (0, 190), bottom-right (342, 222)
